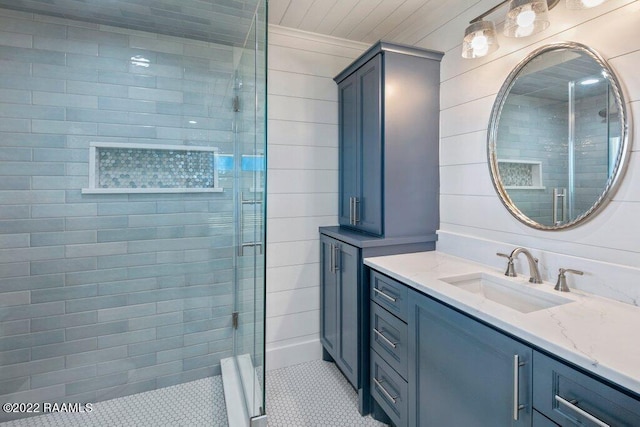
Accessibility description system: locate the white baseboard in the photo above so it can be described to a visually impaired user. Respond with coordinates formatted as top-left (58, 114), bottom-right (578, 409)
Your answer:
top-left (266, 338), bottom-right (323, 371)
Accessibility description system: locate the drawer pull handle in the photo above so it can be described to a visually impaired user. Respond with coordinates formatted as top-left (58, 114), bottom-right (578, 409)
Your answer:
top-left (373, 287), bottom-right (397, 302)
top-left (373, 328), bottom-right (397, 348)
top-left (555, 395), bottom-right (610, 427)
top-left (373, 377), bottom-right (398, 404)
top-left (513, 355), bottom-right (525, 420)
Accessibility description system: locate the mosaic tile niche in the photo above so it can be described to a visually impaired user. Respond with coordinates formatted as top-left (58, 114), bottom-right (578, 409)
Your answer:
top-left (84, 143), bottom-right (222, 194)
top-left (498, 160), bottom-right (543, 189)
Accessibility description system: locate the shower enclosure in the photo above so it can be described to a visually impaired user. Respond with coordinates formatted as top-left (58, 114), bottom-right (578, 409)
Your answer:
top-left (0, 1), bottom-right (266, 425)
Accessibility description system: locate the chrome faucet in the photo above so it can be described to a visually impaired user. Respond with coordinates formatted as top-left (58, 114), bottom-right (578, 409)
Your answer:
top-left (510, 247), bottom-right (543, 284)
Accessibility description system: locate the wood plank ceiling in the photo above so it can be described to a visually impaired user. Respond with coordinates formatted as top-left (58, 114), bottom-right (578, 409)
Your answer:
top-left (268, 0), bottom-right (476, 46)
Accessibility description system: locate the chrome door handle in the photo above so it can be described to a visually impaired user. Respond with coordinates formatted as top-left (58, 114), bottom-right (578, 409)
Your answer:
top-left (373, 328), bottom-right (397, 348)
top-left (513, 355), bottom-right (525, 420)
top-left (555, 395), bottom-right (610, 427)
top-left (331, 244), bottom-right (340, 273)
top-left (353, 197), bottom-right (360, 224)
top-left (373, 287), bottom-right (397, 303)
top-left (329, 244), bottom-right (335, 273)
top-left (349, 196), bottom-right (355, 225)
top-left (373, 377), bottom-right (398, 404)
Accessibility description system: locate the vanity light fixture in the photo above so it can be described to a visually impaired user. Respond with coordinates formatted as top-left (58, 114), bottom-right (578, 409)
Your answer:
top-left (462, 0), bottom-right (560, 58)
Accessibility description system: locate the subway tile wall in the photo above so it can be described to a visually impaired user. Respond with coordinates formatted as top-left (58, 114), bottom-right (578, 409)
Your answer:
top-left (0, 8), bottom-right (242, 420)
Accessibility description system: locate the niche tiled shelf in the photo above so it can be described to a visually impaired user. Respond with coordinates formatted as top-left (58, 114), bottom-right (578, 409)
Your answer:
top-left (82, 142), bottom-right (223, 194)
top-left (498, 159), bottom-right (545, 190)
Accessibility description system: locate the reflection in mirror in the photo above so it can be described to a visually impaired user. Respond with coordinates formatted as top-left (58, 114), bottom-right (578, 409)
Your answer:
top-left (489, 43), bottom-right (629, 230)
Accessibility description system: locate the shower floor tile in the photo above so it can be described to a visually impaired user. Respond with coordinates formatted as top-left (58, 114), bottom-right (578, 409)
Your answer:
top-left (3, 360), bottom-right (386, 426)
top-left (1, 375), bottom-right (228, 427)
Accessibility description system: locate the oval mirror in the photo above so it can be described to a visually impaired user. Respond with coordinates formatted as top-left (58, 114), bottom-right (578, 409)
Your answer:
top-left (488, 42), bottom-right (630, 230)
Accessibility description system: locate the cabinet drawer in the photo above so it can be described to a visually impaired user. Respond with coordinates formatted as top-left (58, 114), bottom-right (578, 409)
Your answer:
top-left (371, 350), bottom-right (408, 427)
top-left (370, 270), bottom-right (408, 322)
top-left (371, 302), bottom-right (408, 380)
top-left (533, 351), bottom-right (640, 426)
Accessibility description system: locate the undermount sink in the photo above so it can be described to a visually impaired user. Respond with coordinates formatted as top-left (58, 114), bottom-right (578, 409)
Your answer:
top-left (439, 272), bottom-right (572, 314)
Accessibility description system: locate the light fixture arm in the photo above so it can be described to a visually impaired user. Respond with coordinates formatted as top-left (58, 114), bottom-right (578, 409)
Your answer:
top-left (469, 0), bottom-right (560, 23)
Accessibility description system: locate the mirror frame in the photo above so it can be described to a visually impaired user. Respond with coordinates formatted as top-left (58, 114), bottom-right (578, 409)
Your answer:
top-left (488, 42), bottom-right (631, 231)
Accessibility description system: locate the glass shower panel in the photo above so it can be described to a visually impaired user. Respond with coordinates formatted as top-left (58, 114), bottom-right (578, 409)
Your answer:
top-left (233, 0), bottom-right (267, 420)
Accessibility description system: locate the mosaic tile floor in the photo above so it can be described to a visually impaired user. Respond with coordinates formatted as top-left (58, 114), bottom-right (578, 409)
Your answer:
top-left (3, 360), bottom-right (386, 426)
top-left (266, 360), bottom-right (387, 427)
top-left (2, 376), bottom-right (228, 427)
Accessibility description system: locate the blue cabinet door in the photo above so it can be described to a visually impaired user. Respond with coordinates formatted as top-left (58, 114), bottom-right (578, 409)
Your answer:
top-left (407, 290), bottom-right (533, 426)
top-left (357, 54), bottom-right (382, 236)
top-left (320, 235), bottom-right (338, 358)
top-left (319, 234), bottom-right (359, 388)
top-left (337, 241), bottom-right (359, 386)
top-left (337, 54), bottom-right (383, 236)
top-left (338, 73), bottom-right (358, 229)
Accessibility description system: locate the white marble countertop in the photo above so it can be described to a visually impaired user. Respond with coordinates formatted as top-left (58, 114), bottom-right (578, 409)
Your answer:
top-left (364, 251), bottom-right (640, 396)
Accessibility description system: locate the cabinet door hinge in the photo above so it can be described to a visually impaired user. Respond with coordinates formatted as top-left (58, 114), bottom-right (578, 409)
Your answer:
top-left (232, 312), bottom-right (239, 330)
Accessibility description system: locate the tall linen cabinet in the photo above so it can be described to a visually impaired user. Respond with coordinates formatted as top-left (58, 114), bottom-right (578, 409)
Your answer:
top-left (319, 42), bottom-right (443, 415)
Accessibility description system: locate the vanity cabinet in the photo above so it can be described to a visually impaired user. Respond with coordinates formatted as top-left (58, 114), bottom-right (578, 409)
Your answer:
top-left (334, 41), bottom-right (443, 239)
top-left (367, 268), bottom-right (640, 427)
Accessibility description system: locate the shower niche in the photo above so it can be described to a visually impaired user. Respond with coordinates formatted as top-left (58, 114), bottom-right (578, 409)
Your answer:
top-left (83, 142), bottom-right (223, 194)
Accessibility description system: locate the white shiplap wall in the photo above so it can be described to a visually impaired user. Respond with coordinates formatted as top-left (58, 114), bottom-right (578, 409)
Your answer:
top-left (433, 0), bottom-right (640, 305)
top-left (265, 26), bottom-right (367, 370)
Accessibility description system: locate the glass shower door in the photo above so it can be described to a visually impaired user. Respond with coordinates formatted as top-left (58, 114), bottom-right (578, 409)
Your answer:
top-left (231, 0), bottom-right (266, 422)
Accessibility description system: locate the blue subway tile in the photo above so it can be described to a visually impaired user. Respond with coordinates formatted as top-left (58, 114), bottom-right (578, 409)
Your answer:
top-left (33, 37), bottom-right (99, 56)
top-left (0, 357), bottom-right (65, 381)
top-left (31, 312), bottom-right (97, 332)
top-left (31, 338), bottom-right (97, 360)
top-left (98, 302), bottom-right (157, 323)
top-left (0, 176), bottom-right (31, 191)
top-left (32, 120), bottom-right (98, 136)
top-left (65, 295), bottom-right (127, 313)
top-left (0, 302), bottom-right (65, 321)
top-left (96, 354), bottom-right (156, 376)
top-left (0, 46), bottom-right (65, 65)
top-left (0, 330), bottom-right (64, 352)
top-left (31, 258), bottom-right (96, 276)
top-left (65, 346), bottom-right (127, 368)
top-left (65, 372), bottom-right (127, 396)
top-left (31, 284), bottom-right (98, 304)
top-left (31, 366), bottom-right (97, 389)
top-left (98, 328), bottom-right (156, 350)
top-left (30, 231), bottom-right (96, 247)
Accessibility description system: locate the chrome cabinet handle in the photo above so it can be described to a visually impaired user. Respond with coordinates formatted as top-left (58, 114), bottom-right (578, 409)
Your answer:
top-left (330, 244), bottom-right (340, 273)
top-left (349, 197), bottom-right (355, 225)
top-left (353, 197), bottom-right (360, 224)
top-left (555, 395), bottom-right (610, 427)
top-left (373, 287), bottom-right (397, 303)
top-left (373, 328), bottom-right (397, 348)
top-left (513, 355), bottom-right (525, 420)
top-left (373, 377), bottom-right (398, 404)
top-left (329, 243), bottom-right (335, 273)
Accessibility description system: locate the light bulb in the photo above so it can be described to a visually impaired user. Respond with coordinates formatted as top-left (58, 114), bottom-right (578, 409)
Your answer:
top-left (471, 34), bottom-right (488, 51)
top-left (516, 7), bottom-right (536, 28)
top-left (581, 0), bottom-right (605, 7)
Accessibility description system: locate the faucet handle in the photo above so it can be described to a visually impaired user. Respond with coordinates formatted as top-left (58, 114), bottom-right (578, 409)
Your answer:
top-left (496, 252), bottom-right (517, 277)
top-left (554, 268), bottom-right (584, 292)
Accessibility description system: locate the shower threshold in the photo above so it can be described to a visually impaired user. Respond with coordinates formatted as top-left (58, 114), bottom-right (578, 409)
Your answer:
top-left (221, 354), bottom-right (264, 427)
